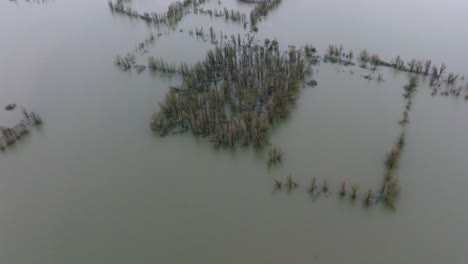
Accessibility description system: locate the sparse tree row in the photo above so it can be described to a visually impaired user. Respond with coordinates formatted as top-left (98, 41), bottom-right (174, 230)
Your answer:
top-left (327, 44), bottom-right (463, 83)
top-left (104, 0), bottom-right (466, 209)
top-left (359, 49), bottom-right (464, 84)
top-left (108, 0), bottom-right (281, 33)
top-left (376, 77), bottom-right (418, 206)
top-left (148, 56), bottom-right (180, 73)
top-left (114, 27), bottom-right (256, 73)
top-left (273, 175), bottom-right (378, 206)
top-left (323, 44), bottom-right (355, 66)
top-left (271, 173), bottom-right (394, 207)
top-left (187, 27), bottom-right (256, 47)
top-left (9, 0), bottom-right (50, 5)
top-left (108, 0), bottom-right (207, 27)
top-left (114, 53), bottom-right (136, 71)
top-left (318, 45), bottom-right (467, 207)
top-left (113, 26), bottom-right (233, 72)
top-left (150, 38), bottom-right (309, 147)
top-left (146, 33), bottom-right (256, 73)
top-left (361, 51), bottom-right (467, 99)
top-left (267, 145), bottom-right (283, 163)
top-left (323, 44), bottom-right (468, 100)
top-left (197, 7), bottom-right (248, 27)
top-left (0, 107), bottom-right (42, 151)
top-left (114, 32), bottom-right (157, 72)
top-left (269, 77), bottom-right (422, 208)
top-left (249, 0), bottom-right (282, 31)
top-left (238, 0), bottom-right (263, 3)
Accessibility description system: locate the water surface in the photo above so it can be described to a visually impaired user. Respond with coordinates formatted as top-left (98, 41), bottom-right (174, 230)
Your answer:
top-left (1, 0), bottom-right (467, 263)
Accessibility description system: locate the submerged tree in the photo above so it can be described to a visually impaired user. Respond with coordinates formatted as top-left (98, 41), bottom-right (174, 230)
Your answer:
top-left (359, 49), bottom-right (369, 62)
top-left (339, 180), bottom-right (347, 196)
top-left (249, 0), bottom-right (282, 31)
top-left (392, 56), bottom-right (405, 70)
top-left (351, 184), bottom-right (359, 199)
top-left (309, 176), bottom-right (318, 192)
top-left (109, 0), bottom-right (207, 27)
top-left (447, 73), bottom-right (459, 84)
top-left (268, 145), bottom-right (283, 163)
top-left (364, 189), bottom-right (375, 205)
top-left (287, 174), bottom-right (298, 189)
top-left (383, 176), bottom-right (400, 205)
top-left (274, 178), bottom-right (282, 189)
top-left (322, 177), bottom-right (329, 192)
top-left (424, 60), bottom-right (432, 75)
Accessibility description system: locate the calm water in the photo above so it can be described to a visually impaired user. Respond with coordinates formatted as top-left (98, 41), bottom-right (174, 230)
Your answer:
top-left (1, 0), bottom-right (468, 263)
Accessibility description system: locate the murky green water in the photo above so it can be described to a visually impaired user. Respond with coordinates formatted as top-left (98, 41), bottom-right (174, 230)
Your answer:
top-left (1, 0), bottom-right (467, 263)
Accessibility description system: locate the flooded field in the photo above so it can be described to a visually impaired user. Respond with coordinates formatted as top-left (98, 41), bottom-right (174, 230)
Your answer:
top-left (1, 0), bottom-right (467, 263)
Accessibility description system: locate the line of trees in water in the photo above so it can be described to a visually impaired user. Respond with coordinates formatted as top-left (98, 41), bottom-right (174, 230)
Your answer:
top-left (263, 67), bottom-right (436, 208)
top-left (197, 7), bottom-right (248, 26)
top-left (108, 0), bottom-right (207, 27)
top-left (108, 0), bottom-right (282, 33)
top-left (107, 1), bottom-right (467, 210)
top-left (378, 77), bottom-right (419, 205)
top-left (8, 0), bottom-right (51, 4)
top-left (114, 32), bottom-right (157, 71)
top-left (324, 44), bottom-right (468, 100)
top-left (268, 44), bottom-right (468, 208)
top-left (249, 0), bottom-right (281, 31)
top-left (140, 36), bottom-right (465, 208)
top-left (273, 174), bottom-right (379, 207)
top-left (140, 35), bottom-right (464, 208)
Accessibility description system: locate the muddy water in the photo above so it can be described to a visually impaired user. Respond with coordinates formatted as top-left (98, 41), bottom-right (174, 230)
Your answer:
top-left (1, 0), bottom-right (467, 263)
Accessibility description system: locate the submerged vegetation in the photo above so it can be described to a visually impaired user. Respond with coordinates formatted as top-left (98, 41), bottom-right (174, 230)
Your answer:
top-left (324, 44), bottom-right (467, 100)
top-left (108, 0), bottom-right (207, 27)
top-left (383, 176), bottom-right (400, 204)
top-left (104, 0), bottom-right (468, 210)
top-left (114, 32), bottom-right (157, 71)
top-left (0, 107), bottom-right (42, 151)
top-left (21, 107), bottom-right (43, 125)
top-left (323, 44), bottom-right (355, 65)
top-left (150, 38), bottom-right (309, 147)
top-left (0, 123), bottom-right (28, 149)
top-left (287, 174), bottom-right (298, 189)
top-left (379, 76), bottom-right (417, 206)
top-left (264, 67), bottom-right (429, 207)
top-left (114, 53), bottom-right (136, 71)
top-left (339, 180), bottom-right (347, 196)
top-left (364, 189), bottom-right (375, 205)
top-left (351, 184), bottom-right (359, 199)
top-left (267, 145), bottom-right (283, 163)
top-left (249, 0), bottom-right (282, 31)
top-left (322, 177), bottom-right (329, 192)
top-left (148, 56), bottom-right (178, 73)
top-left (198, 7), bottom-right (248, 25)
top-left (8, 0), bottom-right (51, 4)
top-left (309, 176), bottom-right (318, 192)
top-left (274, 178), bottom-right (282, 189)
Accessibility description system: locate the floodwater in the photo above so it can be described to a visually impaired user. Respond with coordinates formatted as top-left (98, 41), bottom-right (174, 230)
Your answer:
top-left (1, 0), bottom-right (467, 263)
